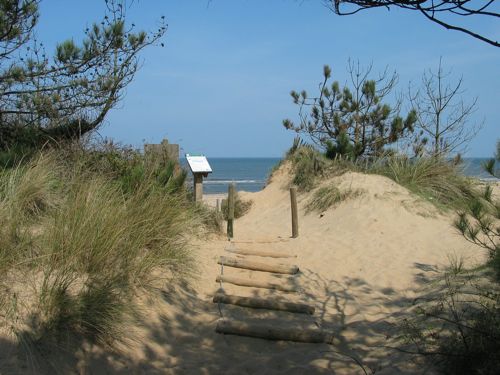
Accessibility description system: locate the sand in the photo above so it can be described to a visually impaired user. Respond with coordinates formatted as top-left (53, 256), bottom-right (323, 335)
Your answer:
top-left (1, 164), bottom-right (489, 374)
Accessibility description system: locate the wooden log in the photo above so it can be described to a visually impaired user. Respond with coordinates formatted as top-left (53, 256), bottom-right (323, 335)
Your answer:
top-left (218, 256), bottom-right (299, 275)
top-left (227, 183), bottom-right (235, 239)
top-left (231, 240), bottom-right (286, 244)
top-left (216, 274), bottom-right (298, 292)
top-left (213, 293), bottom-right (314, 314)
top-left (290, 186), bottom-right (299, 238)
top-left (216, 319), bottom-right (332, 344)
top-left (225, 247), bottom-right (296, 258)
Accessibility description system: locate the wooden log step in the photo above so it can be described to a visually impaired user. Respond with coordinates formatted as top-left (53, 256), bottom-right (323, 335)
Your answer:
top-left (213, 292), bottom-right (314, 314)
top-left (216, 275), bottom-right (298, 292)
top-left (225, 247), bottom-right (296, 258)
top-left (230, 239), bottom-right (286, 244)
top-left (216, 319), bottom-right (332, 344)
top-left (218, 256), bottom-right (299, 275)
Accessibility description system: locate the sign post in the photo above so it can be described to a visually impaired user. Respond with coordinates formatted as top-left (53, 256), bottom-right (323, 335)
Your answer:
top-left (186, 154), bottom-right (212, 202)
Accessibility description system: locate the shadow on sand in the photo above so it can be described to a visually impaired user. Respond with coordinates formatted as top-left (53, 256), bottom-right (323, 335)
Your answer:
top-left (1, 258), bottom-right (448, 374)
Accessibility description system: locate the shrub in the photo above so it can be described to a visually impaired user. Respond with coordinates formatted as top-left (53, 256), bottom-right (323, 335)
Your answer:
top-left (59, 140), bottom-right (187, 195)
top-left (401, 266), bottom-right (500, 375)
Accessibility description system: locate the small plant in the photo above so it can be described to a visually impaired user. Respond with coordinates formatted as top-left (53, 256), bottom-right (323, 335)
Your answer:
top-left (482, 139), bottom-right (500, 178)
top-left (401, 266), bottom-right (500, 375)
top-left (221, 192), bottom-right (253, 220)
top-left (306, 185), bottom-right (363, 213)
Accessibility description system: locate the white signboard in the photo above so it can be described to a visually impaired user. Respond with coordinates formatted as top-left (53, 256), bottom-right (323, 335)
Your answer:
top-left (186, 154), bottom-right (212, 173)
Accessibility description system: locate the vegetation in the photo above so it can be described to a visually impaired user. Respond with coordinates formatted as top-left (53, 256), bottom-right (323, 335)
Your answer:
top-left (283, 61), bottom-right (417, 160)
top-left (455, 140), bottom-right (500, 278)
top-left (284, 140), bottom-right (476, 211)
top-left (61, 140), bottom-right (187, 195)
top-left (0, 0), bottom-right (166, 150)
top-left (401, 265), bottom-right (500, 375)
top-left (408, 59), bottom-right (481, 157)
top-left (325, 1), bottom-right (499, 47)
top-left (221, 192), bottom-right (253, 220)
top-left (0, 3), bottom-right (218, 364)
top-left (306, 185), bottom-right (363, 213)
top-left (0, 146), bottom-right (217, 364)
top-left (370, 155), bottom-right (475, 210)
top-left (397, 142), bottom-right (500, 375)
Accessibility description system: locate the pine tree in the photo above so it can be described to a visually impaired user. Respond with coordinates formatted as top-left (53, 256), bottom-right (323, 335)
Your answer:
top-left (283, 61), bottom-right (417, 159)
top-left (455, 140), bottom-right (500, 278)
top-left (0, 0), bottom-right (166, 150)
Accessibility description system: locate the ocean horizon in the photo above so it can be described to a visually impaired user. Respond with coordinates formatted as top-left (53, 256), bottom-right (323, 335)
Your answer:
top-left (182, 157), bottom-right (498, 195)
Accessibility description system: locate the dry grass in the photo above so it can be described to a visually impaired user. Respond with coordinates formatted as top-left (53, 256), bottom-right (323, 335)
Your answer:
top-left (306, 184), bottom-right (363, 213)
top-left (370, 156), bottom-right (477, 210)
top-left (221, 193), bottom-right (253, 220)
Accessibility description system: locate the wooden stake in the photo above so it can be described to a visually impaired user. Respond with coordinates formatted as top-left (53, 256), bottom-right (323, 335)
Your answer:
top-left (218, 256), bottom-right (299, 275)
top-left (216, 275), bottom-right (298, 292)
top-left (225, 247), bottom-right (296, 258)
top-left (290, 186), bottom-right (299, 238)
top-left (216, 319), bottom-right (332, 343)
top-left (227, 183), bottom-right (235, 239)
top-left (193, 173), bottom-right (203, 202)
top-left (213, 293), bottom-right (314, 314)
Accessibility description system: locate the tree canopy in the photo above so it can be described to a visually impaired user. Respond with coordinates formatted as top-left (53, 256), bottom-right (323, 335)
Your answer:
top-left (0, 0), bottom-right (166, 150)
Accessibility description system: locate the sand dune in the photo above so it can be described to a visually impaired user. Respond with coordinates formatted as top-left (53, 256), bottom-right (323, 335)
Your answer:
top-left (3, 164), bottom-right (487, 374)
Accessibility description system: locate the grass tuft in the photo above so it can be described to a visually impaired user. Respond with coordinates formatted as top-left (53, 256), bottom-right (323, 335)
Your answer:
top-left (369, 156), bottom-right (476, 210)
top-left (221, 192), bottom-right (253, 220)
top-left (306, 185), bottom-right (363, 213)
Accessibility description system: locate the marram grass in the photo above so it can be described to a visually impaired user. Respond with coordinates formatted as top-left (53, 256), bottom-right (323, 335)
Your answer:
top-left (306, 185), bottom-right (363, 213)
top-left (0, 151), bottom-right (201, 351)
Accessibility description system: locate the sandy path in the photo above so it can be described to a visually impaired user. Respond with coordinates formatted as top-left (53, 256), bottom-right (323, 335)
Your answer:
top-left (3, 167), bottom-right (487, 374)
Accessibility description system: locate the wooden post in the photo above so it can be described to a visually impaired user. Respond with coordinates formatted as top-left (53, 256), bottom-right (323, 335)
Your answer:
top-left (227, 183), bottom-right (235, 239)
top-left (193, 173), bottom-right (203, 202)
top-left (290, 186), bottom-right (299, 238)
top-left (216, 199), bottom-right (221, 212)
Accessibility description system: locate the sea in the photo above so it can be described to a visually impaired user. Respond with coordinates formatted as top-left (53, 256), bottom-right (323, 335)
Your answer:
top-left (182, 157), bottom-right (498, 195)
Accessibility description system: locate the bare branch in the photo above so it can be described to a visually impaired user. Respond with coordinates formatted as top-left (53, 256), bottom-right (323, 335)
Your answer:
top-left (326, 1), bottom-right (499, 47)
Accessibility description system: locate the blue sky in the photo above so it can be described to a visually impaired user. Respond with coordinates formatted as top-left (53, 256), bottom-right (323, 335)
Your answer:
top-left (37, 1), bottom-right (499, 157)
